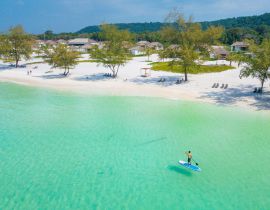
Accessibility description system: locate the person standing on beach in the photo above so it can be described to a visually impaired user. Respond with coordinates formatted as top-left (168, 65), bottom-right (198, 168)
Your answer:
top-left (185, 151), bottom-right (192, 165)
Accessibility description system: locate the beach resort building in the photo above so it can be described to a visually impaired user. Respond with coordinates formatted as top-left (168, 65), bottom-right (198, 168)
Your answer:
top-left (231, 42), bottom-right (249, 52)
top-left (130, 46), bottom-right (145, 56)
top-left (33, 40), bottom-right (46, 50)
top-left (148, 42), bottom-right (164, 51)
top-left (57, 39), bottom-right (67, 45)
top-left (45, 40), bottom-right (57, 46)
top-left (210, 46), bottom-right (229, 59)
top-left (68, 38), bottom-right (99, 53)
top-left (136, 41), bottom-right (150, 48)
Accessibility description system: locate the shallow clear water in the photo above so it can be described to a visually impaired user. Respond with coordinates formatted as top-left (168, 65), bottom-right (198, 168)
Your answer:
top-left (1, 82), bottom-right (270, 210)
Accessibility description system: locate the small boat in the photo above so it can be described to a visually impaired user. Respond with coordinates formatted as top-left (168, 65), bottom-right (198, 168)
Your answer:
top-left (178, 160), bottom-right (202, 172)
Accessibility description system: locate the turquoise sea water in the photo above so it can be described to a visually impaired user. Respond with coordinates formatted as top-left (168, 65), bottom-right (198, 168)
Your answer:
top-left (1, 82), bottom-right (270, 210)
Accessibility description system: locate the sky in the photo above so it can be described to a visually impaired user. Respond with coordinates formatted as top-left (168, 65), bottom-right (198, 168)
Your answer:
top-left (0, 0), bottom-right (270, 34)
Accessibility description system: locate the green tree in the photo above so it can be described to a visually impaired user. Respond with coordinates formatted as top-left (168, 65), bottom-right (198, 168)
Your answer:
top-left (204, 26), bottom-right (224, 45)
top-left (226, 52), bottom-right (245, 67)
top-left (226, 53), bottom-right (235, 66)
top-left (163, 15), bottom-right (211, 81)
top-left (0, 25), bottom-right (34, 68)
top-left (40, 44), bottom-right (80, 76)
top-left (144, 45), bottom-right (154, 61)
top-left (158, 48), bottom-right (169, 62)
top-left (89, 24), bottom-right (133, 78)
top-left (240, 39), bottom-right (270, 92)
top-left (44, 30), bottom-right (54, 40)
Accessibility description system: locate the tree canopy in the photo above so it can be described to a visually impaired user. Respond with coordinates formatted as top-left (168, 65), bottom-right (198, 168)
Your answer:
top-left (159, 14), bottom-right (223, 81)
top-left (0, 25), bottom-right (34, 67)
top-left (240, 39), bottom-right (270, 91)
top-left (89, 24), bottom-right (133, 77)
top-left (40, 44), bottom-right (80, 76)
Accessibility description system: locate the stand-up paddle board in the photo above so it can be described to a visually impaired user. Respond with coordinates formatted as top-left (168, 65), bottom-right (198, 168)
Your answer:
top-left (179, 160), bottom-right (202, 172)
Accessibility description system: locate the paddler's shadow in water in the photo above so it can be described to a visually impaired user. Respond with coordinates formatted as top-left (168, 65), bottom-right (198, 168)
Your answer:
top-left (167, 165), bottom-right (192, 177)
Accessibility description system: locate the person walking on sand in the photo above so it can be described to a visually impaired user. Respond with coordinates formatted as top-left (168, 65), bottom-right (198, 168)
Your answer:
top-left (185, 151), bottom-right (192, 165)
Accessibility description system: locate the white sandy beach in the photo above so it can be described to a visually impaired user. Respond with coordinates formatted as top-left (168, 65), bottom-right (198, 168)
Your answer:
top-left (0, 54), bottom-right (269, 111)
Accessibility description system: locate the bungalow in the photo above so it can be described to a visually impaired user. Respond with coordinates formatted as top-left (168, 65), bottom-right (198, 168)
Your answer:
top-left (167, 44), bottom-right (180, 50)
top-left (130, 46), bottom-right (145, 56)
top-left (231, 42), bottom-right (249, 52)
top-left (210, 46), bottom-right (229, 59)
top-left (81, 43), bottom-right (100, 52)
top-left (45, 40), bottom-right (57, 46)
top-left (33, 40), bottom-right (46, 49)
top-left (68, 38), bottom-right (99, 52)
top-left (148, 42), bottom-right (164, 51)
top-left (57, 39), bottom-right (67, 45)
top-left (136, 41), bottom-right (150, 48)
top-left (68, 38), bottom-right (91, 46)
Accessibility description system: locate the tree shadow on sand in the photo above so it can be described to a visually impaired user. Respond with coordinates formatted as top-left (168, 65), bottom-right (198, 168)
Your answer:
top-left (167, 165), bottom-right (193, 176)
top-left (199, 84), bottom-right (270, 111)
top-left (0, 64), bottom-right (13, 71)
top-left (73, 73), bottom-right (112, 82)
top-left (34, 74), bottom-right (68, 79)
top-left (130, 75), bottom-right (186, 87)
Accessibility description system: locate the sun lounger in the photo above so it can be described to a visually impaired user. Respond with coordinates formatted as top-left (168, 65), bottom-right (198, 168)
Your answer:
top-left (176, 79), bottom-right (181, 84)
top-left (212, 83), bottom-right (216, 88)
top-left (253, 87), bottom-right (258, 93)
top-left (216, 83), bottom-right (219, 88)
top-left (220, 84), bottom-right (224, 88)
top-left (224, 84), bottom-right (228, 89)
top-left (257, 87), bottom-right (262, 93)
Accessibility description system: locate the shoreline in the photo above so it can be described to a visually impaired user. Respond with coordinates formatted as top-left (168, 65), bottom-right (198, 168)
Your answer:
top-left (1, 55), bottom-right (269, 113)
top-left (1, 72), bottom-right (269, 114)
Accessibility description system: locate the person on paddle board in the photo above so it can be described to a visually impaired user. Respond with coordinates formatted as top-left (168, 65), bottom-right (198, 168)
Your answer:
top-left (185, 151), bottom-right (192, 165)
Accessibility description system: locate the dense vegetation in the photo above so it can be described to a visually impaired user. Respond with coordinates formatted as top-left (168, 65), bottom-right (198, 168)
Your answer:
top-left (35, 13), bottom-right (270, 45)
top-left (77, 13), bottom-right (270, 34)
top-left (77, 22), bottom-right (165, 33)
top-left (200, 13), bottom-right (270, 30)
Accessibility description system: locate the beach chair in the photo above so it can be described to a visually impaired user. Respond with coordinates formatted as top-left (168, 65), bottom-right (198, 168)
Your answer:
top-left (176, 79), bottom-right (181, 84)
top-left (220, 84), bottom-right (224, 89)
top-left (216, 83), bottom-right (219, 88)
top-left (224, 84), bottom-right (228, 89)
top-left (253, 87), bottom-right (258, 93)
top-left (212, 83), bottom-right (216, 88)
top-left (257, 87), bottom-right (262, 93)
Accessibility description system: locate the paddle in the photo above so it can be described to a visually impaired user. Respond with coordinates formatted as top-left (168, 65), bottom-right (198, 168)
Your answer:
top-left (192, 158), bottom-right (199, 166)
top-left (185, 151), bottom-right (199, 166)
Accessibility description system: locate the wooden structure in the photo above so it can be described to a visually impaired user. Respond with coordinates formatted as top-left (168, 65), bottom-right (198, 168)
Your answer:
top-left (140, 68), bottom-right (151, 77)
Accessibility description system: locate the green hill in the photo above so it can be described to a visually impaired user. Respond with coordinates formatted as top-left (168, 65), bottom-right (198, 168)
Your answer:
top-left (77, 13), bottom-right (270, 33)
top-left (77, 22), bottom-right (165, 33)
top-left (200, 13), bottom-right (270, 29)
